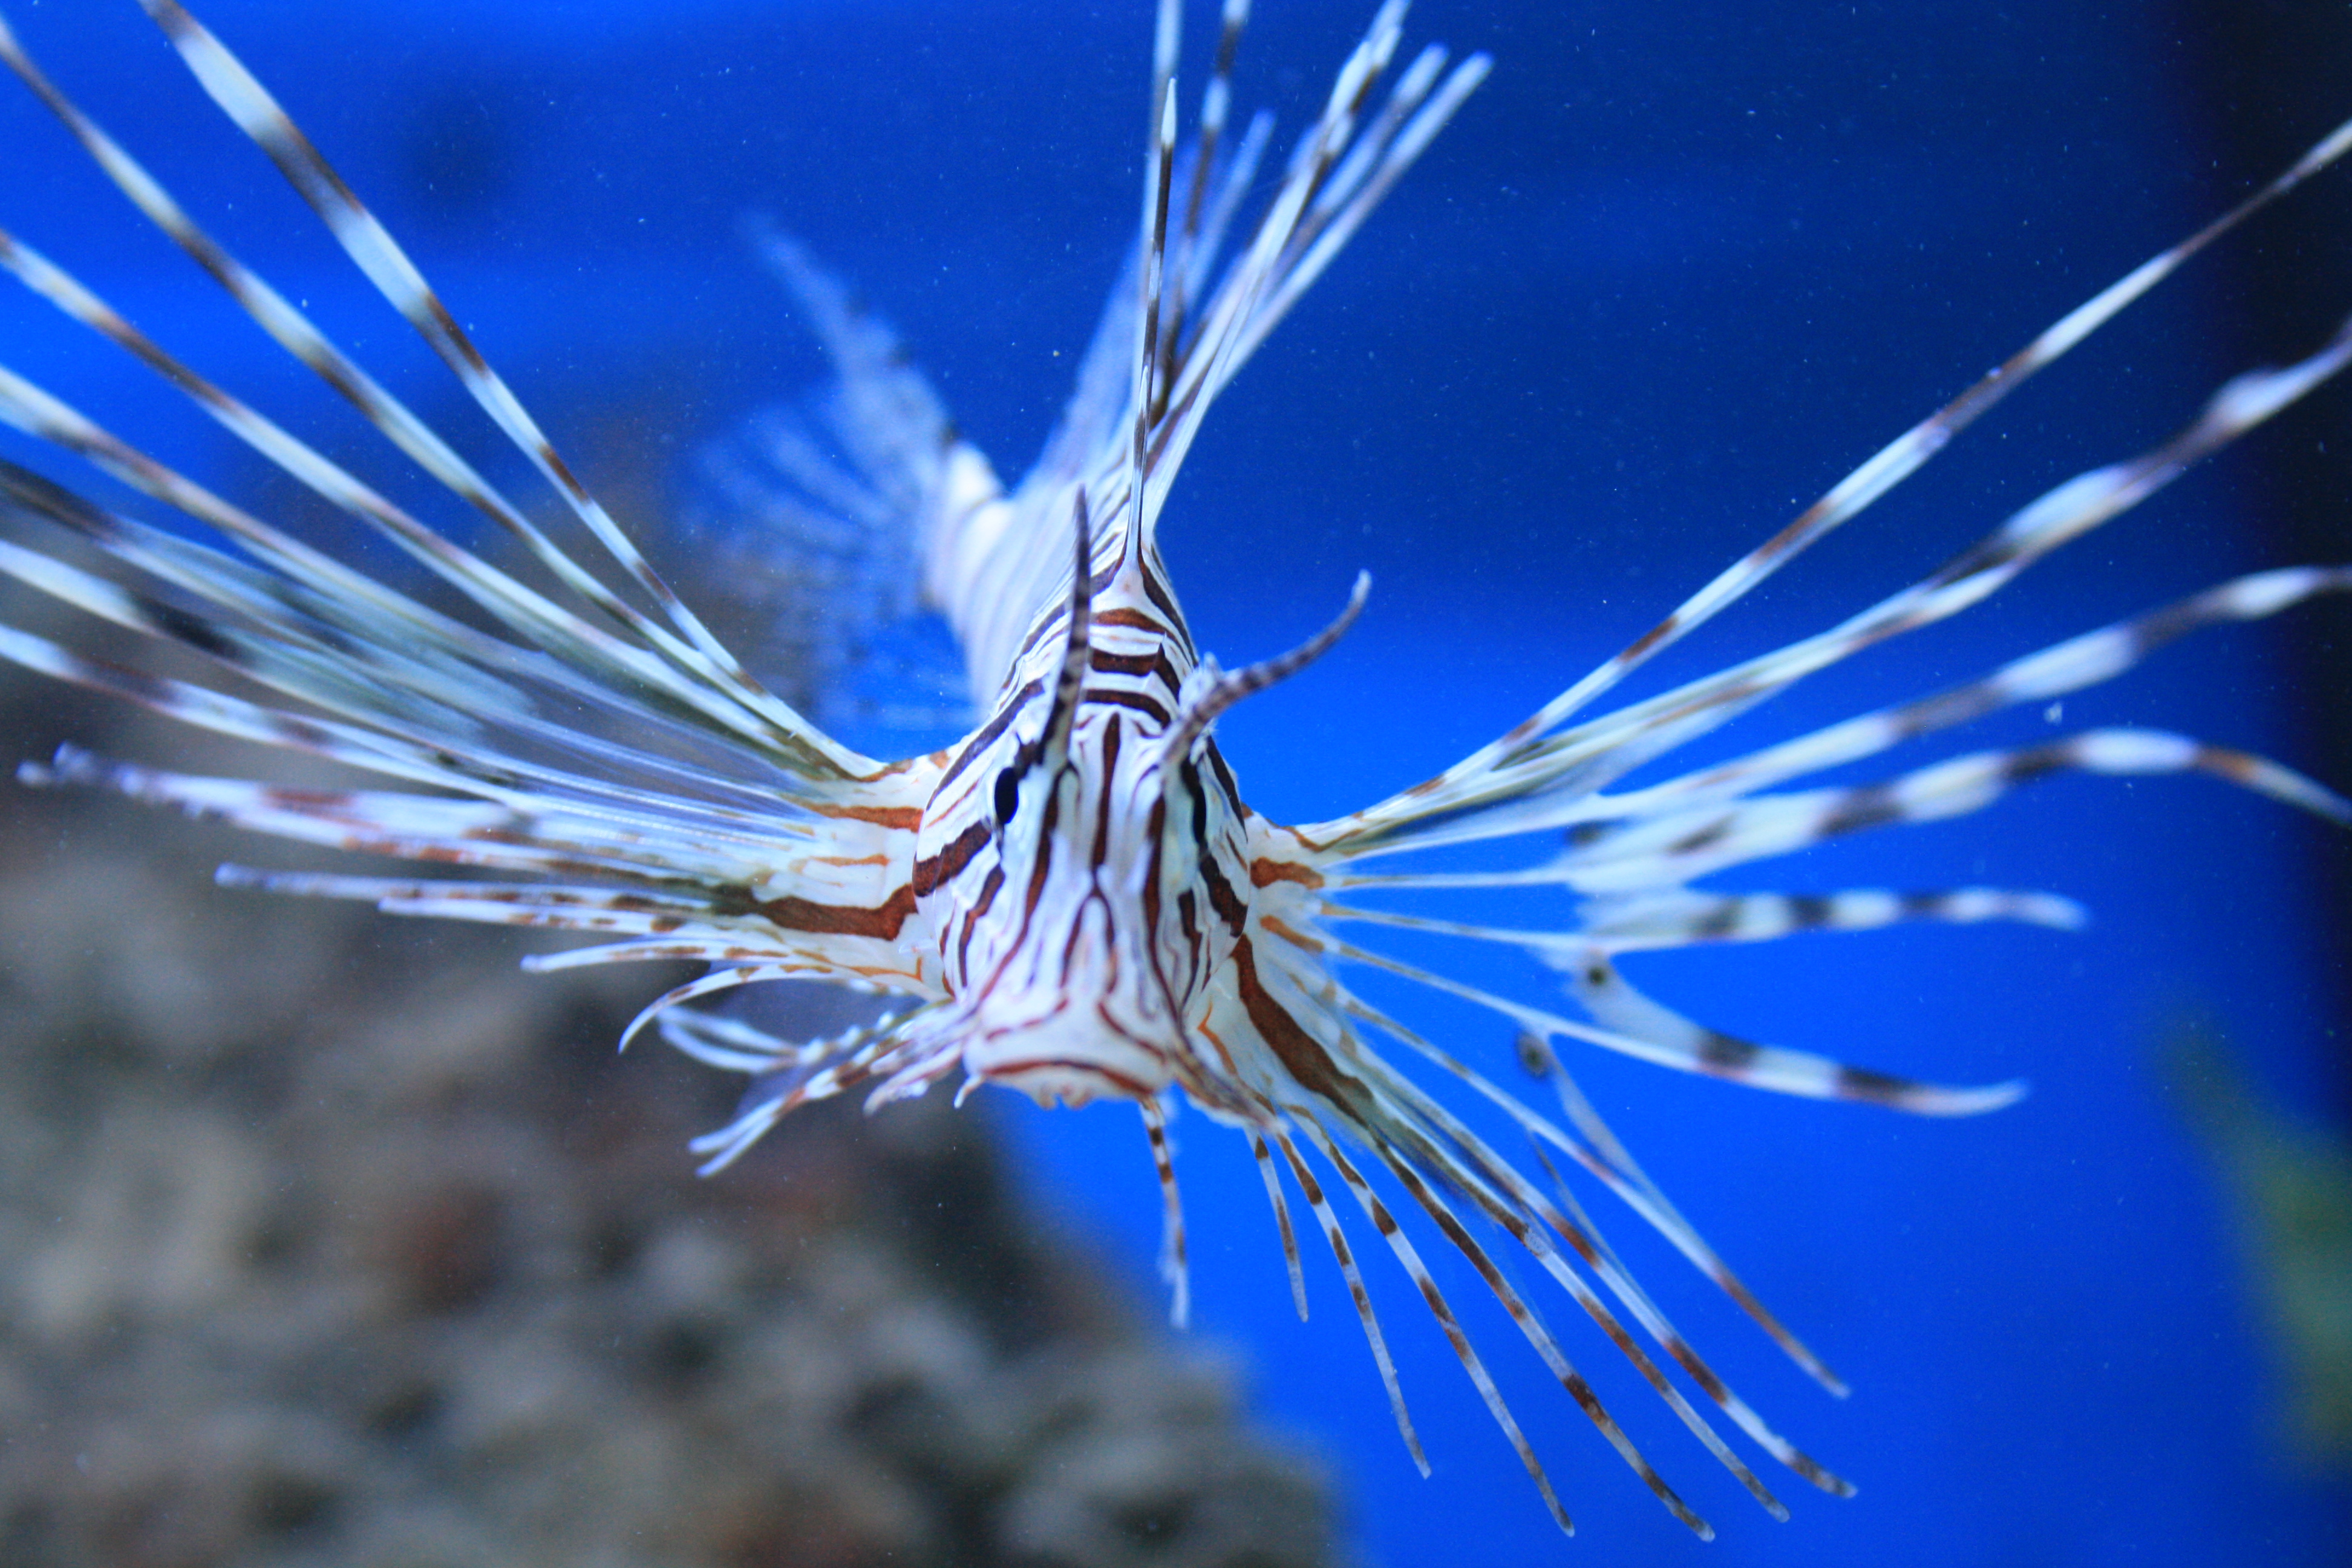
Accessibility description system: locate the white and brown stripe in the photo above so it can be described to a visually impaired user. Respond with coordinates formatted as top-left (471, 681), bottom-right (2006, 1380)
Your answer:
top-left (1, 0), bottom-right (2345, 1544)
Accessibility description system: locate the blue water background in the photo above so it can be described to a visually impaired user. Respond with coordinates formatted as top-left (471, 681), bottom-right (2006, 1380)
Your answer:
top-left (4, 2), bottom-right (2347, 1563)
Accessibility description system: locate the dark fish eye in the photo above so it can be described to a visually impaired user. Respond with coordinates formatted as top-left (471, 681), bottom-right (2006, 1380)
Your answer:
top-left (992, 764), bottom-right (1023, 828)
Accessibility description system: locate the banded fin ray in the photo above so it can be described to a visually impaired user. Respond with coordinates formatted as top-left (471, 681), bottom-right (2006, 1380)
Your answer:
top-left (0, 460), bottom-right (896, 833)
top-left (1301, 159), bottom-right (2352, 858)
top-left (139, 1), bottom-right (804, 722)
top-left (925, 0), bottom-right (1490, 698)
top-left (2, 0), bottom-right (2347, 1546)
top-left (2, 5), bottom-right (875, 780)
top-left (1304, 112), bottom-right (2352, 854)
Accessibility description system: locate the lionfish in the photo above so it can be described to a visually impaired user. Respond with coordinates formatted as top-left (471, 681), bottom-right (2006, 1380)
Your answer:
top-left (1, 0), bottom-right (2347, 1542)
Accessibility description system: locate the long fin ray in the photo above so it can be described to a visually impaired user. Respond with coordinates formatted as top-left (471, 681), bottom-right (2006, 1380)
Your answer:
top-left (1307, 111), bottom-right (2352, 849)
top-left (132, 0), bottom-right (854, 765)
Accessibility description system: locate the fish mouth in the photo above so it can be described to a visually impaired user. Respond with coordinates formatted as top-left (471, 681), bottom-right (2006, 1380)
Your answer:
top-left (941, 888), bottom-right (1184, 1108)
top-left (953, 994), bottom-right (1177, 1109)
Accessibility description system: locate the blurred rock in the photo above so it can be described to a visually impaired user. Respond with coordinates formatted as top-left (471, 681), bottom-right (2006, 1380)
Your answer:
top-left (0, 681), bottom-right (1336, 1568)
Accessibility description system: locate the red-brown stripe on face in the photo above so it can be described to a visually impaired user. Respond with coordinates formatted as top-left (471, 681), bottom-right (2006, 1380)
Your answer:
top-left (1250, 856), bottom-right (1323, 890)
top-left (912, 820), bottom-right (991, 896)
top-left (954, 864), bottom-right (1005, 981)
top-left (1088, 645), bottom-right (1185, 693)
top-left (1229, 935), bottom-right (1363, 1112)
top-left (804, 800), bottom-right (923, 831)
top-left (754, 883), bottom-right (919, 941)
top-left (939, 676), bottom-right (1045, 791)
top-left (1085, 687), bottom-right (1174, 725)
top-left (1092, 606), bottom-right (1174, 637)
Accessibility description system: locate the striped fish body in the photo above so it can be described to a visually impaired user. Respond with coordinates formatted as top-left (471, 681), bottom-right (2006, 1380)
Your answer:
top-left (903, 506), bottom-right (1333, 1125)
top-left (2, 0), bottom-right (2350, 1547)
top-left (908, 541), bottom-right (1213, 1109)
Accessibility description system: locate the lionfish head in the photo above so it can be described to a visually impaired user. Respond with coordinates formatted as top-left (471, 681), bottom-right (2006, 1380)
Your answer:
top-left (904, 504), bottom-right (1371, 1116)
top-left (907, 701), bottom-right (1201, 1111)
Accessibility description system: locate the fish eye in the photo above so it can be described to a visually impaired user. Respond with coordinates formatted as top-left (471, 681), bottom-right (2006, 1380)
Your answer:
top-left (992, 764), bottom-right (1023, 829)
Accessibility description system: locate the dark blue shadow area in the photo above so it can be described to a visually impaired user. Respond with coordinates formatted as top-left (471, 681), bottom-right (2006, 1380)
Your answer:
top-left (2, 2), bottom-right (2346, 1565)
